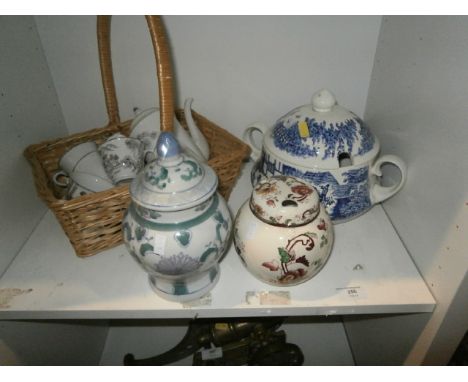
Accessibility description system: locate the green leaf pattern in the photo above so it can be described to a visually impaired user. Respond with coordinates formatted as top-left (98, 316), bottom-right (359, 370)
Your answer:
top-left (145, 166), bottom-right (169, 189)
top-left (127, 205), bottom-right (231, 274)
top-left (179, 159), bottom-right (202, 181)
top-left (278, 247), bottom-right (291, 263)
top-left (320, 235), bottom-right (328, 248)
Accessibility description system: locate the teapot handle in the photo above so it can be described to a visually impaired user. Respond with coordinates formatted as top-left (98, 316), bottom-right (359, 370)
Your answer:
top-left (52, 170), bottom-right (70, 188)
top-left (370, 155), bottom-right (407, 204)
top-left (243, 122), bottom-right (268, 161)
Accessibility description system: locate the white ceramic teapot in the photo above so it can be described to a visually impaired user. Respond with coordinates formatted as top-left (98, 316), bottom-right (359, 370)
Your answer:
top-left (130, 98), bottom-right (210, 162)
top-left (122, 132), bottom-right (231, 302)
top-left (243, 89), bottom-right (407, 223)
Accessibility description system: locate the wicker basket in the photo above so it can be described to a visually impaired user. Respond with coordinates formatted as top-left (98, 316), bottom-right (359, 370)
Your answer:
top-left (24, 16), bottom-right (250, 258)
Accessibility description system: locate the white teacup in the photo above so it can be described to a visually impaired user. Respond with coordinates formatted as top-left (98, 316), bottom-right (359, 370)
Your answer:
top-left (59, 142), bottom-right (97, 174)
top-left (73, 150), bottom-right (113, 182)
top-left (52, 170), bottom-right (71, 188)
top-left (67, 171), bottom-right (114, 199)
top-left (98, 133), bottom-right (144, 184)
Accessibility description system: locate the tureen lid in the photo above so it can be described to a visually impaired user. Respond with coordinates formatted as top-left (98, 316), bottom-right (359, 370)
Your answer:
top-left (130, 132), bottom-right (218, 211)
top-left (249, 176), bottom-right (320, 227)
top-left (264, 89), bottom-right (380, 169)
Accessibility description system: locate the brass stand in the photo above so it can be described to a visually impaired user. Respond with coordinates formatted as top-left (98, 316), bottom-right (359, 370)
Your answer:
top-left (124, 317), bottom-right (304, 366)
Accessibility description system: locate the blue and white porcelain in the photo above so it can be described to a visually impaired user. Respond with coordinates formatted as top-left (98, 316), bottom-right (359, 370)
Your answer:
top-left (244, 89), bottom-right (407, 223)
top-left (123, 132), bottom-right (232, 302)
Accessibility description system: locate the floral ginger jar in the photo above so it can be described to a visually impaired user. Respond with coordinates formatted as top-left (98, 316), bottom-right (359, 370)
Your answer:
top-left (234, 175), bottom-right (333, 286)
top-left (123, 132), bottom-right (232, 302)
top-left (244, 88), bottom-right (407, 223)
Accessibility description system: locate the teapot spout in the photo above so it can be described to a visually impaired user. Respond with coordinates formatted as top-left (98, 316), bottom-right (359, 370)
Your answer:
top-left (173, 117), bottom-right (206, 163)
top-left (184, 97), bottom-right (210, 160)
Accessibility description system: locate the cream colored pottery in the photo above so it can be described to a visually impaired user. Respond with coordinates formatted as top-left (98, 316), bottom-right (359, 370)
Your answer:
top-left (234, 175), bottom-right (333, 286)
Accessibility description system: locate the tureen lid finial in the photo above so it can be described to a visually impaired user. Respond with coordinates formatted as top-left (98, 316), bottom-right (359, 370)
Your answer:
top-left (311, 88), bottom-right (336, 112)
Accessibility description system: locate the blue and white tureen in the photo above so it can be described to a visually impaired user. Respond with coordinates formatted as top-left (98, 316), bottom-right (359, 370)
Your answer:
top-left (244, 89), bottom-right (407, 223)
top-left (123, 132), bottom-right (232, 302)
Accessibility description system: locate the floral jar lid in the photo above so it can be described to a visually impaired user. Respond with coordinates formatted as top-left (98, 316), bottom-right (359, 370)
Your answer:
top-left (130, 132), bottom-right (218, 211)
top-left (249, 176), bottom-right (320, 227)
top-left (264, 89), bottom-right (380, 169)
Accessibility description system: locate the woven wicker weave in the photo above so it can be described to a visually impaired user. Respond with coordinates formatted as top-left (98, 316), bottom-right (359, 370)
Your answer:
top-left (24, 16), bottom-right (250, 257)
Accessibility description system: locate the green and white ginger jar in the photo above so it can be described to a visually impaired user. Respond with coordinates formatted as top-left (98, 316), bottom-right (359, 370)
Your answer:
top-left (123, 132), bottom-right (232, 302)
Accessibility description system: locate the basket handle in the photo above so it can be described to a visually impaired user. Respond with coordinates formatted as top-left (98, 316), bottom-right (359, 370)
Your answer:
top-left (97, 15), bottom-right (174, 132)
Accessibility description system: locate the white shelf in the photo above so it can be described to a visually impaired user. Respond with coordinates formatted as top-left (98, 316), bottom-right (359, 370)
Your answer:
top-left (0, 161), bottom-right (435, 320)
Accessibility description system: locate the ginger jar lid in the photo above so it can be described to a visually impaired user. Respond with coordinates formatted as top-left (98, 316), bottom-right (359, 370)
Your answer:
top-left (130, 132), bottom-right (218, 211)
top-left (264, 89), bottom-right (380, 169)
top-left (249, 176), bottom-right (320, 227)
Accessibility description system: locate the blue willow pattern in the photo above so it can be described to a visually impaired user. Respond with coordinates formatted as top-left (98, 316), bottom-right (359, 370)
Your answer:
top-left (272, 116), bottom-right (375, 160)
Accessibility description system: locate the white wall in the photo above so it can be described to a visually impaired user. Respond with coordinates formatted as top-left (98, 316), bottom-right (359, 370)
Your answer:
top-left (0, 16), bottom-right (108, 366)
top-left (35, 15), bottom-right (381, 138)
top-left (0, 16), bottom-right (66, 273)
top-left (344, 15), bottom-right (468, 365)
top-left (0, 320), bottom-right (108, 365)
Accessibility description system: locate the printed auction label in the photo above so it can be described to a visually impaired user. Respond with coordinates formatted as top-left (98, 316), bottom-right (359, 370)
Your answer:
top-left (245, 291), bottom-right (291, 305)
top-left (336, 286), bottom-right (367, 300)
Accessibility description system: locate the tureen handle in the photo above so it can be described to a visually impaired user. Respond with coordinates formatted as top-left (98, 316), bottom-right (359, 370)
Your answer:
top-left (370, 155), bottom-right (407, 204)
top-left (243, 122), bottom-right (268, 160)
